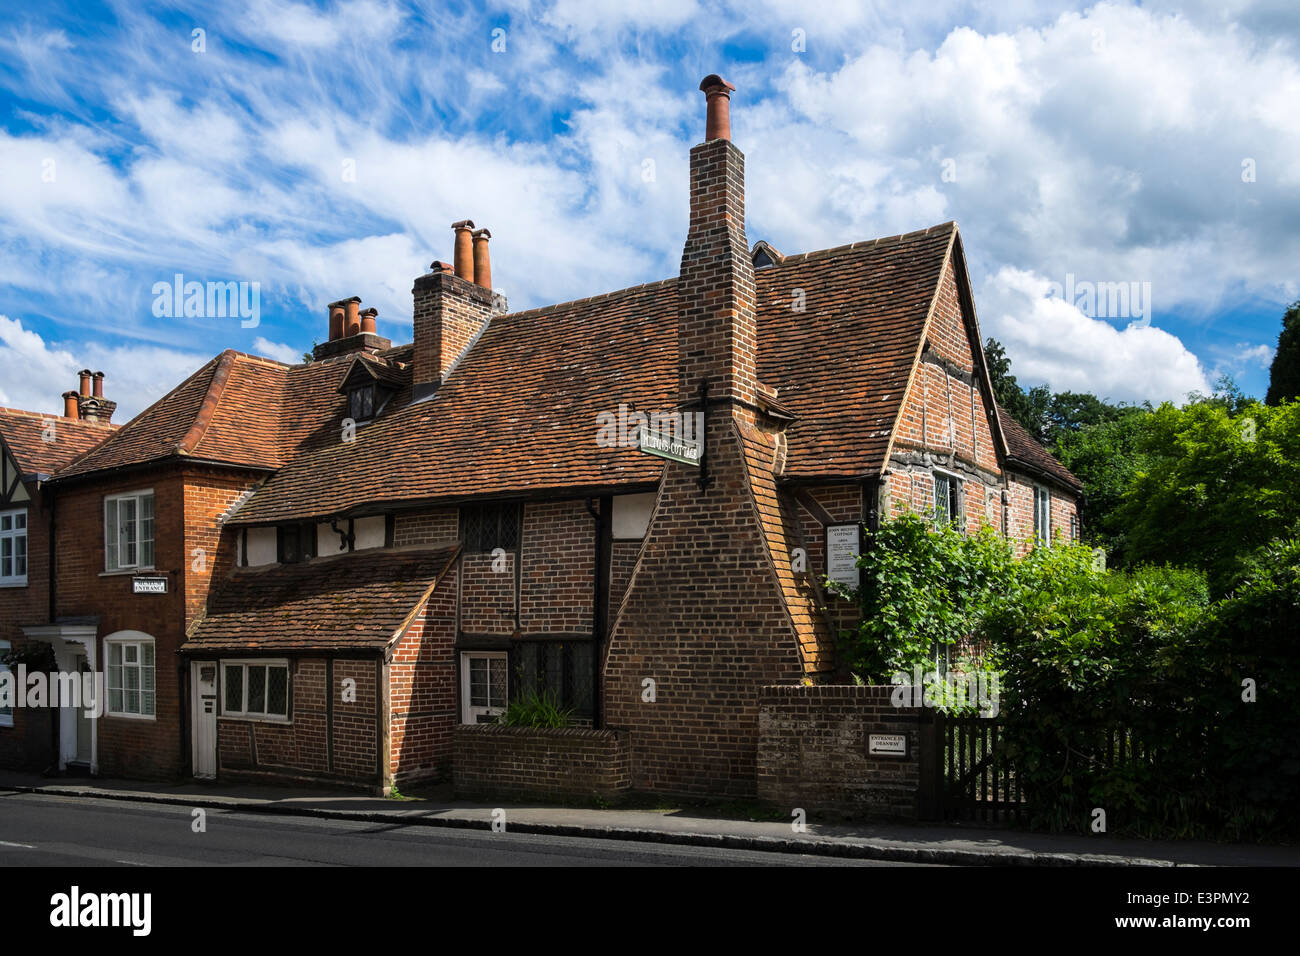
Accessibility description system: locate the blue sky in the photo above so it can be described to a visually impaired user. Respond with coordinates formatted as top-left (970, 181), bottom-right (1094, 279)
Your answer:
top-left (1, 0), bottom-right (1297, 420)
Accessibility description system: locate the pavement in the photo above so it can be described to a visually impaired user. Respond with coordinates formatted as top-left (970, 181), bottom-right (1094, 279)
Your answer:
top-left (2, 769), bottom-right (1296, 867)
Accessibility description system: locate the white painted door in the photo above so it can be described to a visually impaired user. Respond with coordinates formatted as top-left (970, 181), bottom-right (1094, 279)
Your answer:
top-left (192, 661), bottom-right (218, 779)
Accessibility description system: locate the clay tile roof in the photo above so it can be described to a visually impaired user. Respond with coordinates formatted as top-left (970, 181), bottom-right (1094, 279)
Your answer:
top-left (54, 348), bottom-right (360, 480)
top-left (758, 223), bottom-right (958, 478)
top-left (227, 277), bottom-right (678, 524)
top-left (996, 405), bottom-right (1083, 492)
top-left (0, 407), bottom-right (117, 476)
top-left (182, 544), bottom-right (459, 652)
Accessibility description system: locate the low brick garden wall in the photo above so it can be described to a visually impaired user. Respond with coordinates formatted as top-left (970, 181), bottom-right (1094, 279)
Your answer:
top-left (756, 685), bottom-right (937, 820)
top-left (453, 724), bottom-right (631, 801)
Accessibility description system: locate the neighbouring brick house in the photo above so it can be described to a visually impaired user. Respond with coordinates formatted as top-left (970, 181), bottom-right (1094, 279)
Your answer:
top-left (1, 74), bottom-right (1080, 797)
top-left (0, 380), bottom-right (117, 773)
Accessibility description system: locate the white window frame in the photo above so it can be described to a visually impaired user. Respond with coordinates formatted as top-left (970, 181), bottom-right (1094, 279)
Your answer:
top-left (104, 489), bottom-right (155, 573)
top-left (220, 660), bottom-right (291, 722)
top-left (0, 640), bottom-right (12, 727)
top-left (0, 508), bottom-right (28, 586)
top-left (105, 635), bottom-right (156, 719)
top-left (932, 470), bottom-right (965, 531)
top-left (460, 651), bottom-right (508, 724)
top-left (1034, 485), bottom-right (1052, 546)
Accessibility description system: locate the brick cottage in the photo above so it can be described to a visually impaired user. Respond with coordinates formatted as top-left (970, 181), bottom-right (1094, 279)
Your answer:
top-left (0, 75), bottom-right (1080, 799)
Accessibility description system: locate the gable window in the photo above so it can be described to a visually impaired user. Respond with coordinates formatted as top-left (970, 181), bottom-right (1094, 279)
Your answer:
top-left (348, 384), bottom-right (376, 423)
top-left (460, 502), bottom-right (521, 553)
top-left (222, 661), bottom-right (290, 720)
top-left (105, 490), bottom-right (154, 572)
top-left (277, 522), bottom-right (317, 564)
top-left (1034, 485), bottom-right (1052, 546)
top-left (933, 473), bottom-right (963, 530)
top-left (106, 636), bottom-right (155, 718)
top-left (460, 651), bottom-right (508, 723)
top-left (0, 640), bottom-right (11, 726)
top-left (0, 509), bottom-right (27, 586)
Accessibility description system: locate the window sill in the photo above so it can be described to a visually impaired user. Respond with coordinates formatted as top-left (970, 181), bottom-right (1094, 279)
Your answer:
top-left (98, 568), bottom-right (157, 578)
top-left (0, 579), bottom-right (28, 589)
top-left (219, 714), bottom-right (291, 725)
top-left (104, 711), bottom-right (156, 722)
top-left (0, 718), bottom-right (13, 729)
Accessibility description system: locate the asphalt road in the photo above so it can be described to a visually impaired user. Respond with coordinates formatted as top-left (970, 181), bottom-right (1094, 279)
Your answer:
top-left (0, 791), bottom-right (917, 866)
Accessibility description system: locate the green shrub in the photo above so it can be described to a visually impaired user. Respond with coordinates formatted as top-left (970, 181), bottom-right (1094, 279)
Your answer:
top-left (497, 688), bottom-right (574, 729)
top-left (839, 512), bottom-right (1015, 682)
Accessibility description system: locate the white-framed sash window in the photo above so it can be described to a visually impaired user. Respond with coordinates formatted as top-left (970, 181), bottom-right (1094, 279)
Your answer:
top-left (460, 651), bottom-right (508, 724)
top-left (0, 509), bottom-right (27, 585)
top-left (105, 490), bottom-right (155, 572)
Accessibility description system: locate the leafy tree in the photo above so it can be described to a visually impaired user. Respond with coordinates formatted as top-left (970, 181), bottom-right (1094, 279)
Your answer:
top-left (984, 338), bottom-right (1051, 442)
top-left (1115, 399), bottom-right (1300, 595)
top-left (840, 514), bottom-right (1016, 682)
top-left (1053, 406), bottom-right (1151, 561)
top-left (1266, 301), bottom-right (1300, 406)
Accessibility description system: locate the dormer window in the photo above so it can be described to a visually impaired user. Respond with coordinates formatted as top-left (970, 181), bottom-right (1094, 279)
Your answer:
top-left (348, 384), bottom-right (376, 422)
top-left (338, 355), bottom-right (402, 424)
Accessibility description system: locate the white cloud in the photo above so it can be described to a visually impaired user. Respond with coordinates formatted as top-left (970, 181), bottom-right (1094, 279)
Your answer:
top-left (0, 314), bottom-right (206, 422)
top-left (979, 267), bottom-right (1212, 403)
top-left (251, 336), bottom-right (304, 364)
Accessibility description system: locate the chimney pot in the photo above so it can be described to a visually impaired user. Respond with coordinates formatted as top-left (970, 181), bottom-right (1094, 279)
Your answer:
top-left (361, 308), bottom-right (378, 334)
top-left (92, 371), bottom-right (104, 398)
top-left (429, 260), bottom-right (454, 274)
top-left (78, 369), bottom-right (92, 397)
top-left (699, 74), bottom-right (736, 142)
top-left (452, 220), bottom-right (475, 281)
top-left (344, 296), bottom-right (362, 337)
top-left (328, 303), bottom-right (346, 341)
top-left (471, 228), bottom-right (492, 290)
top-left (62, 390), bottom-right (80, 420)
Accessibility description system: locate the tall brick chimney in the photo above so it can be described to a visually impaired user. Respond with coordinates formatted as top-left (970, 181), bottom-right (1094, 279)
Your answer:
top-left (411, 222), bottom-right (506, 399)
top-left (678, 73), bottom-right (757, 410)
top-left (603, 75), bottom-right (808, 796)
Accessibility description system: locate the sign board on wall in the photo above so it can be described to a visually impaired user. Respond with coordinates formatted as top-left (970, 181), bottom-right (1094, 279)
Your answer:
top-left (825, 523), bottom-right (862, 590)
top-left (132, 575), bottom-right (168, 594)
top-left (637, 426), bottom-right (702, 467)
top-left (868, 734), bottom-right (907, 757)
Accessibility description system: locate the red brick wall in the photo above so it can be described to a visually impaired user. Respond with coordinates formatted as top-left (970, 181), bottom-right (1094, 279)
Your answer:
top-left (388, 572), bottom-right (457, 786)
top-left (54, 467), bottom-right (186, 778)
top-left (604, 418), bottom-right (804, 797)
top-left (792, 484), bottom-right (861, 633)
top-left (521, 500), bottom-right (593, 634)
top-left (453, 724), bottom-right (630, 800)
top-left (51, 463), bottom-right (259, 779)
top-left (216, 656), bottom-right (380, 787)
top-left (393, 508), bottom-right (457, 547)
top-left (411, 271), bottom-right (494, 386)
top-left (757, 684), bottom-right (934, 820)
top-left (459, 551), bottom-right (516, 634)
top-left (608, 539), bottom-right (640, 616)
top-left (0, 485), bottom-right (51, 769)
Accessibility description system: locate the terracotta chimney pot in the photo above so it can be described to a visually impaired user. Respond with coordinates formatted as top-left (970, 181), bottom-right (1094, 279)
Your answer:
top-left (329, 304), bottom-right (345, 341)
top-left (452, 220), bottom-right (475, 281)
top-left (62, 390), bottom-right (80, 419)
top-left (360, 308), bottom-right (378, 334)
top-left (471, 228), bottom-right (492, 290)
top-left (92, 371), bottom-right (104, 398)
top-left (78, 369), bottom-right (92, 397)
top-left (699, 74), bottom-right (736, 142)
top-left (344, 296), bottom-right (362, 337)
